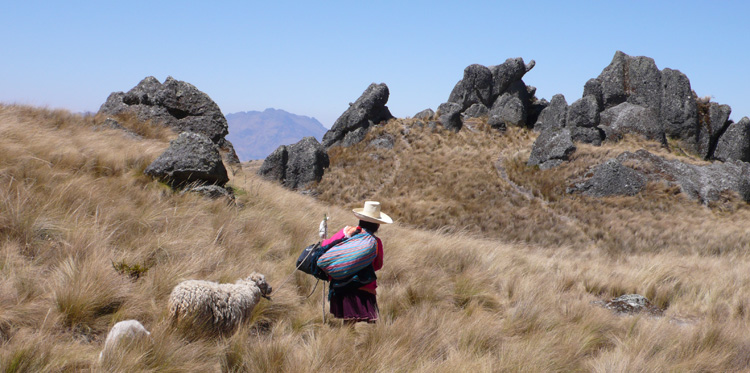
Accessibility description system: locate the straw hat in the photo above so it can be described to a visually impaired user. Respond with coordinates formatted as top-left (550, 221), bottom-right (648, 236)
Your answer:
top-left (352, 201), bottom-right (393, 224)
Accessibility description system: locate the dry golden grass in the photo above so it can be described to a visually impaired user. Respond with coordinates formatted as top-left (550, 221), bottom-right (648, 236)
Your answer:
top-left (4, 104), bottom-right (750, 371)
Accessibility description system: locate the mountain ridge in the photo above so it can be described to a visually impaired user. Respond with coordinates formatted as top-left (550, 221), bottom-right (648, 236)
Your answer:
top-left (226, 108), bottom-right (327, 161)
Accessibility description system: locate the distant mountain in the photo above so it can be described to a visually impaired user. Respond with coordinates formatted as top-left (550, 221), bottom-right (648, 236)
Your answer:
top-left (225, 108), bottom-right (328, 161)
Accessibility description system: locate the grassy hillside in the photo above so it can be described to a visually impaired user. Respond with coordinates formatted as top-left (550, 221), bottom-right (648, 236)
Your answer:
top-left (3, 105), bottom-right (750, 371)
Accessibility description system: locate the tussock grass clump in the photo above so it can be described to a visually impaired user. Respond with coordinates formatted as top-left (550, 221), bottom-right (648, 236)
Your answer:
top-left (5, 104), bottom-right (750, 370)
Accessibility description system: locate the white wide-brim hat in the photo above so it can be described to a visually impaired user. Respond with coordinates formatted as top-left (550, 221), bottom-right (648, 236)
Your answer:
top-left (352, 201), bottom-right (393, 225)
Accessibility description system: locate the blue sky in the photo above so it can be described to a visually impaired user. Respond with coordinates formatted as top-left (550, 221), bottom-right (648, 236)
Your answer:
top-left (2, 1), bottom-right (749, 128)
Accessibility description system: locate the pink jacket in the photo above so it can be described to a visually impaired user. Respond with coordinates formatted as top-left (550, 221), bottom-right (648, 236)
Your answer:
top-left (321, 227), bottom-right (383, 294)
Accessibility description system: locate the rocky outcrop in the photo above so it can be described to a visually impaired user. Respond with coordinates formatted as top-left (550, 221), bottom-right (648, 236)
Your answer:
top-left (534, 94), bottom-right (567, 133)
top-left (528, 128), bottom-right (576, 169)
top-left (569, 149), bottom-right (750, 204)
top-left (489, 94), bottom-right (525, 128)
top-left (144, 132), bottom-right (229, 187)
top-left (99, 76), bottom-right (241, 170)
top-left (714, 117), bottom-right (750, 162)
top-left (414, 108), bottom-right (435, 120)
top-left (448, 64), bottom-right (493, 110)
top-left (437, 102), bottom-right (463, 132)
top-left (696, 103), bottom-right (732, 160)
top-left (258, 137), bottom-right (329, 190)
top-left (322, 83), bottom-right (393, 148)
top-left (533, 51), bottom-right (740, 160)
top-left (99, 76), bottom-right (228, 143)
top-left (463, 103), bottom-right (489, 119)
top-left (567, 159), bottom-right (647, 197)
top-left (439, 58), bottom-right (536, 132)
top-left (599, 103), bottom-right (666, 144)
top-left (597, 52), bottom-right (662, 113)
top-left (660, 68), bottom-right (698, 141)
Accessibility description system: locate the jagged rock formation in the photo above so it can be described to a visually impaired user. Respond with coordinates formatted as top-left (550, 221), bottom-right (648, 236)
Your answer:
top-left (566, 51), bottom-right (736, 161)
top-left (569, 149), bottom-right (750, 204)
top-left (534, 94), bottom-right (567, 133)
top-left (144, 132), bottom-right (229, 187)
top-left (439, 58), bottom-right (536, 131)
top-left (714, 117), bottom-right (750, 162)
top-left (599, 103), bottom-right (666, 144)
top-left (322, 83), bottom-right (393, 148)
top-left (567, 159), bottom-right (647, 197)
top-left (258, 137), bottom-right (329, 190)
top-left (414, 108), bottom-right (435, 120)
top-left (98, 76), bottom-right (241, 168)
top-left (527, 128), bottom-right (576, 169)
top-left (530, 51), bottom-right (747, 173)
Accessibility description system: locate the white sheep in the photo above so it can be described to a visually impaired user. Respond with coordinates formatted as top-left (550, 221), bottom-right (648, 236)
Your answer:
top-left (99, 319), bottom-right (151, 362)
top-left (168, 272), bottom-right (271, 335)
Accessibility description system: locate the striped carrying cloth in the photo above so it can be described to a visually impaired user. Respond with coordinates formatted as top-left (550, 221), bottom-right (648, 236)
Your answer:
top-left (317, 231), bottom-right (377, 280)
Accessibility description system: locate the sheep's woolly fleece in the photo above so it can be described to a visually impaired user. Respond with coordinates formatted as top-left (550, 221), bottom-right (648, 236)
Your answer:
top-left (168, 272), bottom-right (271, 333)
top-left (99, 319), bottom-right (151, 362)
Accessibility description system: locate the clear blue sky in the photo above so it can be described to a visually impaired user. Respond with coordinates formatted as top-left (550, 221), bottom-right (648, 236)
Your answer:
top-left (2, 1), bottom-right (749, 128)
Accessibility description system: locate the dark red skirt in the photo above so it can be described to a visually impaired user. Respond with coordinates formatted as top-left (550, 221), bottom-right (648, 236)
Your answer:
top-left (329, 288), bottom-right (379, 322)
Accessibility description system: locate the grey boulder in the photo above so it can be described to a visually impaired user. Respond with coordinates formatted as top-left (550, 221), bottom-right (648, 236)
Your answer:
top-left (144, 132), bottom-right (229, 187)
top-left (437, 102), bottom-right (463, 132)
top-left (489, 57), bottom-right (534, 101)
top-left (489, 93), bottom-right (525, 128)
top-left (566, 95), bottom-right (600, 128)
top-left (448, 64), bottom-right (493, 110)
top-left (534, 94), bottom-right (568, 132)
top-left (528, 128), bottom-right (576, 169)
top-left (579, 150), bottom-right (750, 204)
top-left (599, 102), bottom-right (666, 144)
top-left (696, 102), bottom-right (732, 160)
top-left (597, 51), bottom-right (662, 112)
top-left (322, 83), bottom-right (393, 148)
top-left (714, 117), bottom-right (750, 162)
top-left (414, 108), bottom-right (435, 120)
top-left (258, 137), bottom-right (329, 190)
top-left (99, 76), bottom-right (229, 143)
top-left (660, 68), bottom-right (698, 141)
top-left (567, 159), bottom-right (647, 197)
top-left (463, 103), bottom-right (489, 119)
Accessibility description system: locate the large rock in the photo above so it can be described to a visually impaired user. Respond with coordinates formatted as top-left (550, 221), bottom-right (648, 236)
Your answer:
top-left (567, 95), bottom-right (600, 128)
top-left (598, 51), bottom-right (662, 113)
top-left (414, 108), bottom-right (435, 120)
top-left (567, 159), bottom-right (647, 197)
top-left (448, 64), bottom-right (493, 110)
top-left (599, 102), bottom-right (666, 144)
top-left (714, 117), bottom-right (750, 162)
top-left (583, 78), bottom-right (603, 111)
top-left (463, 103), bottom-right (489, 119)
top-left (489, 93), bottom-right (526, 128)
top-left (696, 103), bottom-right (732, 159)
top-left (660, 68), bottom-right (698, 141)
top-left (573, 149), bottom-right (750, 204)
top-left (99, 76), bottom-right (229, 143)
top-left (489, 58), bottom-right (535, 101)
top-left (567, 95), bottom-right (603, 145)
top-left (528, 128), bottom-right (576, 169)
top-left (322, 83), bottom-right (393, 148)
top-left (144, 132), bottom-right (229, 187)
top-left (437, 102), bottom-right (463, 132)
top-left (534, 94), bottom-right (567, 132)
top-left (258, 137), bottom-right (329, 190)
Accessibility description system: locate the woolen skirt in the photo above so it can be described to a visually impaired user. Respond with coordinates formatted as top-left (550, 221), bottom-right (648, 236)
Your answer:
top-left (329, 288), bottom-right (379, 322)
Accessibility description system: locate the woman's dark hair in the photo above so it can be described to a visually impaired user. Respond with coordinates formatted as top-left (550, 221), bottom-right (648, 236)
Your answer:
top-left (358, 220), bottom-right (380, 233)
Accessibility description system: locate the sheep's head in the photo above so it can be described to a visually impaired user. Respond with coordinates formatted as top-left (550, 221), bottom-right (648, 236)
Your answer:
top-left (247, 272), bottom-right (272, 300)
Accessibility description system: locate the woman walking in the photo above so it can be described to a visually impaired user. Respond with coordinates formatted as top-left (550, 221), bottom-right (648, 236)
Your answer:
top-left (321, 201), bottom-right (392, 324)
